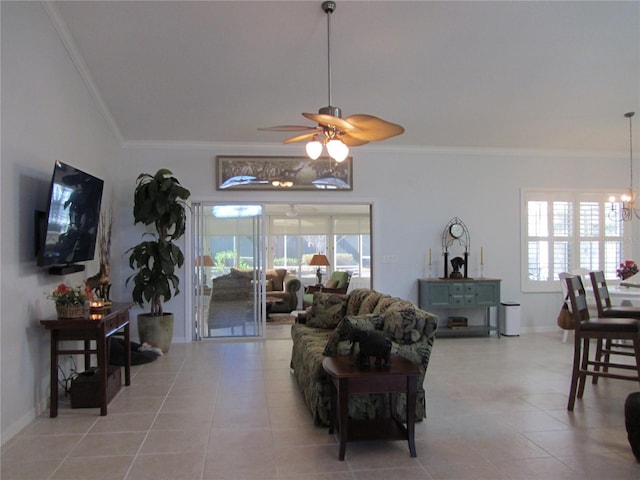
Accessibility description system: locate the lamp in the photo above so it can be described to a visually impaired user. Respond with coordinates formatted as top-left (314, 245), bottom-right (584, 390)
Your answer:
top-left (309, 253), bottom-right (330, 284)
top-left (195, 255), bottom-right (214, 287)
top-left (194, 255), bottom-right (214, 267)
top-left (609, 112), bottom-right (638, 221)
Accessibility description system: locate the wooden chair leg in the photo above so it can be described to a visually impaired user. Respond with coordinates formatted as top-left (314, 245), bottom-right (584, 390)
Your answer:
top-left (577, 337), bottom-right (590, 400)
top-left (568, 334), bottom-right (582, 411)
top-left (603, 338), bottom-right (613, 373)
top-left (634, 339), bottom-right (640, 389)
top-left (593, 338), bottom-right (604, 384)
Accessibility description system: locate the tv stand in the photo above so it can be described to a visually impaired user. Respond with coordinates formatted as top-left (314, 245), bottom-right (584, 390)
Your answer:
top-left (49, 264), bottom-right (85, 275)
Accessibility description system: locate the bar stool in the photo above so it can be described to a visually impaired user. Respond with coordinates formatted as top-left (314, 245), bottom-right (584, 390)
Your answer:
top-left (564, 275), bottom-right (640, 411)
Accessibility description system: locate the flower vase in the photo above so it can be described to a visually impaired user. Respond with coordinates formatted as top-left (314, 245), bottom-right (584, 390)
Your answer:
top-left (56, 304), bottom-right (86, 319)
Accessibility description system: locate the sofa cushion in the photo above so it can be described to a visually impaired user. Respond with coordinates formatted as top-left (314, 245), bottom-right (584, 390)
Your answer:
top-left (357, 291), bottom-right (386, 315)
top-left (330, 271), bottom-right (350, 289)
top-left (372, 295), bottom-right (404, 314)
top-left (323, 313), bottom-right (385, 356)
top-left (266, 269), bottom-right (287, 291)
top-left (306, 292), bottom-right (347, 329)
top-left (384, 305), bottom-right (433, 344)
top-left (345, 288), bottom-right (377, 316)
top-left (265, 278), bottom-right (274, 291)
top-left (229, 267), bottom-right (253, 279)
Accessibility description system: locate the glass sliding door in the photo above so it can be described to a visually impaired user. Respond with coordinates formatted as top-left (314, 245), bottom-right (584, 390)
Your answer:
top-left (192, 203), bottom-right (264, 339)
top-left (266, 205), bottom-right (371, 290)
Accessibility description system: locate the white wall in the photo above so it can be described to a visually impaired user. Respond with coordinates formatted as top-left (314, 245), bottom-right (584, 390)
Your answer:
top-left (113, 143), bottom-right (635, 343)
top-left (1, 2), bottom-right (121, 441)
top-left (2, 1), bottom-right (636, 445)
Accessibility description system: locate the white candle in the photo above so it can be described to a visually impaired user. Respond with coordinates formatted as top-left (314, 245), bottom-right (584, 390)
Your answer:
top-left (480, 246), bottom-right (484, 265)
top-left (428, 248), bottom-right (432, 265)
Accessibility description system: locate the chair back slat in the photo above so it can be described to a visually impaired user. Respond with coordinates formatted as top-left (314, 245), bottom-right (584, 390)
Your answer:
top-left (590, 270), bottom-right (613, 316)
top-left (565, 275), bottom-right (590, 324)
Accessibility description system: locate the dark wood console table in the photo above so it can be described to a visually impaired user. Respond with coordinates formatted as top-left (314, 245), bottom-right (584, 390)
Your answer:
top-left (40, 302), bottom-right (133, 417)
top-left (322, 355), bottom-right (419, 461)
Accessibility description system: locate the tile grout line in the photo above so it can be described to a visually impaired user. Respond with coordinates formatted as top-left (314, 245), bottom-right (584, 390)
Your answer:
top-left (122, 357), bottom-right (188, 480)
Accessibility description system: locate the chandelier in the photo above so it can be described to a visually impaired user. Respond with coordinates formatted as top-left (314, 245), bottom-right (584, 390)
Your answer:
top-left (609, 112), bottom-right (637, 221)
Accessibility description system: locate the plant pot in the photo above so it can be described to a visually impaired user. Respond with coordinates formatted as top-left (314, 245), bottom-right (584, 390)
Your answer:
top-left (56, 304), bottom-right (86, 318)
top-left (137, 313), bottom-right (174, 353)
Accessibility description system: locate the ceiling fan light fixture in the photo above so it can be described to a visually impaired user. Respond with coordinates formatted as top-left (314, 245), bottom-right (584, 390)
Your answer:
top-left (258, 1), bottom-right (404, 154)
top-left (305, 138), bottom-right (323, 160)
top-left (326, 139), bottom-right (349, 162)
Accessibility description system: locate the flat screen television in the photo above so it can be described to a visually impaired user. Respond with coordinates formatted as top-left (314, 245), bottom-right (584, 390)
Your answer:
top-left (37, 161), bottom-right (104, 274)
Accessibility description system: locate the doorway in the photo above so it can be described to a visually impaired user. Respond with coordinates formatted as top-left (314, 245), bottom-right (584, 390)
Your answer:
top-left (192, 203), bottom-right (371, 340)
top-left (193, 204), bottom-right (264, 339)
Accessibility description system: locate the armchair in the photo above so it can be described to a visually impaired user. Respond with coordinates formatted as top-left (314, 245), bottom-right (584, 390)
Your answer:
top-left (303, 271), bottom-right (351, 308)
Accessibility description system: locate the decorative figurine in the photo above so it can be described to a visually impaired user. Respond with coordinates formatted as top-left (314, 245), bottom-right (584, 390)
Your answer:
top-left (349, 329), bottom-right (392, 369)
top-left (450, 256), bottom-right (465, 279)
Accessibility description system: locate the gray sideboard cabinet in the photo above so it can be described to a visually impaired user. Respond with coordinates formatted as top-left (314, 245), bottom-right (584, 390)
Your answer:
top-left (418, 278), bottom-right (501, 337)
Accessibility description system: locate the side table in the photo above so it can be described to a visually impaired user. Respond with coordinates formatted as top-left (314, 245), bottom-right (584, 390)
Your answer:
top-left (322, 355), bottom-right (420, 460)
top-left (40, 302), bottom-right (133, 417)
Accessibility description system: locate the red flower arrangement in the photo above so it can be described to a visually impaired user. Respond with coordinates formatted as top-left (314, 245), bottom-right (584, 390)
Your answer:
top-left (47, 283), bottom-right (93, 306)
top-left (616, 260), bottom-right (639, 280)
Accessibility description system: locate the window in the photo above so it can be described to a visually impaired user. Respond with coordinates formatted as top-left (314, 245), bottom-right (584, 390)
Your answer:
top-left (268, 213), bottom-right (370, 283)
top-left (522, 189), bottom-right (627, 292)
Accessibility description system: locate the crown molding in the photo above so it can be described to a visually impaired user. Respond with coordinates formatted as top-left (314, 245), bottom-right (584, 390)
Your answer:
top-left (43, 1), bottom-right (124, 145)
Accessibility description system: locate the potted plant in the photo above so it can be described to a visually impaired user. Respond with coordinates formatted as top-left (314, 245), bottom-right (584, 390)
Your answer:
top-left (126, 169), bottom-right (191, 353)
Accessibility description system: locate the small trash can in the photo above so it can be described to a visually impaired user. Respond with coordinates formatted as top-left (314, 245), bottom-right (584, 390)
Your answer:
top-left (500, 301), bottom-right (520, 336)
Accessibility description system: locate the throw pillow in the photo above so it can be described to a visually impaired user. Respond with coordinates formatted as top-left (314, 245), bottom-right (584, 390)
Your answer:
top-left (306, 292), bottom-right (347, 329)
top-left (323, 313), bottom-right (385, 356)
top-left (383, 306), bottom-right (428, 344)
top-left (325, 279), bottom-right (339, 289)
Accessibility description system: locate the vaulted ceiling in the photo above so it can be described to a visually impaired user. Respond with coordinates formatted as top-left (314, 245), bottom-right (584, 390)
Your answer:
top-left (51, 1), bottom-right (640, 152)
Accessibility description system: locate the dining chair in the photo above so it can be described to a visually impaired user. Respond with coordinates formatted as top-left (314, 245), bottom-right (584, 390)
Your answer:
top-left (558, 272), bottom-right (575, 344)
top-left (564, 275), bottom-right (640, 411)
top-left (589, 271), bottom-right (640, 383)
top-left (590, 271), bottom-right (640, 318)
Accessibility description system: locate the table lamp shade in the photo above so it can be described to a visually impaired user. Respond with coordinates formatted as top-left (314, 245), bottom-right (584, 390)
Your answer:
top-left (309, 254), bottom-right (330, 266)
top-left (195, 255), bottom-right (214, 267)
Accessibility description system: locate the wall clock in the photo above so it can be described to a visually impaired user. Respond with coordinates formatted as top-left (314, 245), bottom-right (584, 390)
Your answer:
top-left (441, 217), bottom-right (471, 279)
top-left (449, 222), bottom-right (464, 239)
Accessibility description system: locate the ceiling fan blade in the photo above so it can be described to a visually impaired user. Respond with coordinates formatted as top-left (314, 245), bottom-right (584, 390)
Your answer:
top-left (340, 134), bottom-right (369, 147)
top-left (283, 132), bottom-right (319, 144)
top-left (302, 113), bottom-right (356, 133)
top-left (344, 114), bottom-right (405, 141)
top-left (258, 125), bottom-right (319, 132)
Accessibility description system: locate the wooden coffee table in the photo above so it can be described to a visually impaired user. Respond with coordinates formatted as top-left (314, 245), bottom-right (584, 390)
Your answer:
top-left (322, 355), bottom-right (420, 460)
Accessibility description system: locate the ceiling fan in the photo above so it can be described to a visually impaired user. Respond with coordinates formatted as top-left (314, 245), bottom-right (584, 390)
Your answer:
top-left (284, 204), bottom-right (317, 217)
top-left (259, 1), bottom-right (404, 162)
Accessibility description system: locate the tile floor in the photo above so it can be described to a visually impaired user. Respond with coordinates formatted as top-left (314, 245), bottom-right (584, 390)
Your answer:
top-left (3, 326), bottom-right (640, 479)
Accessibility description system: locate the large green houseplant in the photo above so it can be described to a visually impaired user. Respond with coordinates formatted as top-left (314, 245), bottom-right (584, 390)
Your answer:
top-left (126, 169), bottom-right (191, 353)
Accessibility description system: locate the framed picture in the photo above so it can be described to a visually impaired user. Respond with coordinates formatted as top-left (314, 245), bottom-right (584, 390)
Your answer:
top-left (216, 155), bottom-right (353, 191)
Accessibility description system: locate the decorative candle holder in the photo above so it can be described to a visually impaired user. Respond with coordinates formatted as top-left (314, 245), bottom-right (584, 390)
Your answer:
top-left (89, 299), bottom-right (104, 312)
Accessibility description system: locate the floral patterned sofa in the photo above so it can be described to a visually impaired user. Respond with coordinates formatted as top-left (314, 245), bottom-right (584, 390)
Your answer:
top-left (290, 288), bottom-right (438, 426)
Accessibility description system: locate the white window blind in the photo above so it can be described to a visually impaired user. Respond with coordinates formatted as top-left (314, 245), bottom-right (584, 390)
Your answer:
top-left (522, 189), bottom-right (626, 292)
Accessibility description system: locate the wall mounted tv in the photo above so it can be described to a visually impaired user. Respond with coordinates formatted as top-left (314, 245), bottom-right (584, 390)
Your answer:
top-left (37, 160), bottom-right (104, 275)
